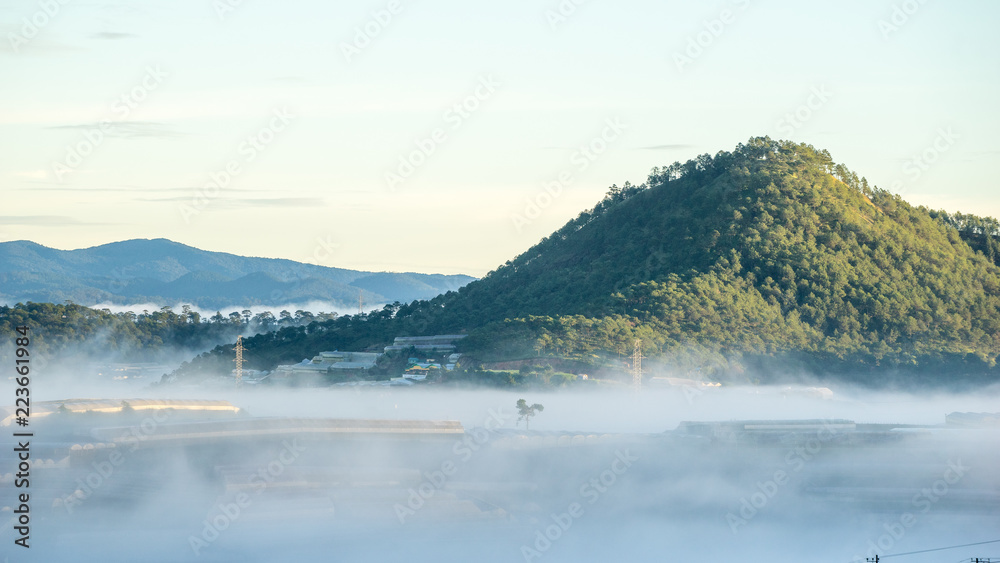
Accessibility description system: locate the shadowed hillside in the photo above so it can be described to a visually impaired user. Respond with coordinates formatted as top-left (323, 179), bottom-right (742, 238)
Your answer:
top-left (0, 238), bottom-right (475, 309)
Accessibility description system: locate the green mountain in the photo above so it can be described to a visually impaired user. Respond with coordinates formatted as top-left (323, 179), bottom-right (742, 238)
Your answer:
top-left (178, 138), bottom-right (1000, 385)
top-left (0, 238), bottom-right (476, 309)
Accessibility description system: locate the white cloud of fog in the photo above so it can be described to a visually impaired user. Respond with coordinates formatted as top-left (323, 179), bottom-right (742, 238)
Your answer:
top-left (2, 375), bottom-right (998, 563)
top-left (88, 300), bottom-right (386, 319)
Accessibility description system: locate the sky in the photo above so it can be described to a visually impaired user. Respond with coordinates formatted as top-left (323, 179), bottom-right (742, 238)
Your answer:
top-left (1, 0), bottom-right (998, 276)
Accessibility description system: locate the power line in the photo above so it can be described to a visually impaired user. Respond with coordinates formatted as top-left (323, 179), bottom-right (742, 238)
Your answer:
top-left (881, 539), bottom-right (1000, 559)
top-left (853, 540), bottom-right (1000, 563)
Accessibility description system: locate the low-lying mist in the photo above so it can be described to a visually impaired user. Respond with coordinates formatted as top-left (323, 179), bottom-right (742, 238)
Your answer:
top-left (2, 372), bottom-right (998, 563)
top-left (88, 300), bottom-right (383, 319)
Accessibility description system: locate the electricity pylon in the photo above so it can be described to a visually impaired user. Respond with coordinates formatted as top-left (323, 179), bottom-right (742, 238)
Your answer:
top-left (234, 335), bottom-right (244, 389)
top-left (632, 339), bottom-right (642, 391)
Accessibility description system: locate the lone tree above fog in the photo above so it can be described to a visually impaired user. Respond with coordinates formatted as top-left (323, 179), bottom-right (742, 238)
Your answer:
top-left (516, 399), bottom-right (544, 430)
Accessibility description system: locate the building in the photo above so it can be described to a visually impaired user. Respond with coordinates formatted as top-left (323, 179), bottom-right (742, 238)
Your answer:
top-left (228, 369), bottom-right (271, 385)
top-left (96, 363), bottom-right (172, 381)
top-left (383, 334), bottom-right (467, 354)
top-left (675, 419), bottom-right (869, 446)
top-left (0, 398), bottom-right (240, 426)
top-left (274, 351), bottom-right (382, 383)
top-left (946, 412), bottom-right (1000, 427)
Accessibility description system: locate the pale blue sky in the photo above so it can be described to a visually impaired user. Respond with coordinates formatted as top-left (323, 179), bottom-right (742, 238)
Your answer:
top-left (2, 0), bottom-right (997, 275)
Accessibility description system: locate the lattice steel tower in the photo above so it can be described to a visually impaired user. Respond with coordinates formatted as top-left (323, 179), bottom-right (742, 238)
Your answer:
top-left (632, 339), bottom-right (642, 391)
top-left (234, 335), bottom-right (244, 389)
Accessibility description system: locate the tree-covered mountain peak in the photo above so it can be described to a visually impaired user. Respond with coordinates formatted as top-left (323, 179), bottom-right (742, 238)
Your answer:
top-left (431, 137), bottom-right (1000, 378)
top-left (174, 137), bottom-right (1000, 385)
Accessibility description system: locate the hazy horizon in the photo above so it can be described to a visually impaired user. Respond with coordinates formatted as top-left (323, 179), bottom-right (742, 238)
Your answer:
top-left (2, 380), bottom-right (998, 562)
top-left (2, 0), bottom-right (999, 276)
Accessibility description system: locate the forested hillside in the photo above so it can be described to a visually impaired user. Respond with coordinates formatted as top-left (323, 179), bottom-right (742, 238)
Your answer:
top-left (173, 137), bottom-right (1000, 385)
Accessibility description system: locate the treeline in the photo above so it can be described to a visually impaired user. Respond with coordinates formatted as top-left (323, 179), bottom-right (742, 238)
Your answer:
top-left (171, 303), bottom-right (427, 378)
top-left (0, 302), bottom-right (339, 364)
top-left (930, 210), bottom-right (1000, 266)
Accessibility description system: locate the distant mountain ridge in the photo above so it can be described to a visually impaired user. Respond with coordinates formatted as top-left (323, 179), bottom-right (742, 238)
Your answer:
top-left (0, 238), bottom-right (476, 309)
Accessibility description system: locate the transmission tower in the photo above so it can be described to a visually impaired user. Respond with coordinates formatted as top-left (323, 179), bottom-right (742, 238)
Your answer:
top-left (632, 339), bottom-right (642, 391)
top-left (359, 290), bottom-right (364, 315)
top-left (233, 335), bottom-right (244, 389)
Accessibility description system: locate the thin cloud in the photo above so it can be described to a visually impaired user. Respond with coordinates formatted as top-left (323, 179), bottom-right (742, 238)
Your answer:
top-left (28, 186), bottom-right (186, 192)
top-left (11, 170), bottom-right (48, 180)
top-left (219, 197), bottom-right (329, 209)
top-left (27, 185), bottom-right (276, 193)
top-left (0, 39), bottom-right (85, 56)
top-left (47, 121), bottom-right (183, 139)
top-left (90, 32), bottom-right (138, 40)
top-left (0, 215), bottom-right (118, 226)
top-left (139, 197), bottom-right (328, 209)
top-left (636, 144), bottom-right (695, 151)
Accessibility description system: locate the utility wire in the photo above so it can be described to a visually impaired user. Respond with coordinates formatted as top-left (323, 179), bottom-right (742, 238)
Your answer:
top-left (880, 539), bottom-right (1000, 559)
top-left (852, 542), bottom-right (1000, 562)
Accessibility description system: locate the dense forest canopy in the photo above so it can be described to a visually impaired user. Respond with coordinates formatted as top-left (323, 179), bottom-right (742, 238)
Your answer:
top-left (397, 138), bottom-right (1000, 379)
top-left (930, 210), bottom-right (1000, 267)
